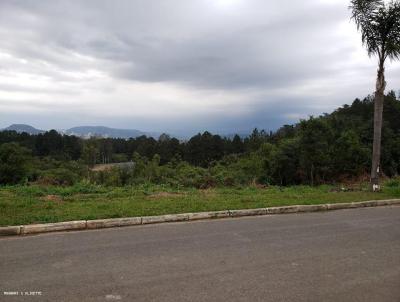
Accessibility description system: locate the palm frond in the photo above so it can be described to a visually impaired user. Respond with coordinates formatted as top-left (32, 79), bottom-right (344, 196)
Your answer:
top-left (384, 1), bottom-right (400, 60)
top-left (350, 0), bottom-right (400, 61)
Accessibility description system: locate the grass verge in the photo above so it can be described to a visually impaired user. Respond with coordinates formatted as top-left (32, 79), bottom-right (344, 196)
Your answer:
top-left (1, 183), bottom-right (400, 226)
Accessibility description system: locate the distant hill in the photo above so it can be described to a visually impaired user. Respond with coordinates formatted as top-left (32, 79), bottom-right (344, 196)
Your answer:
top-left (1, 124), bottom-right (162, 139)
top-left (0, 124), bottom-right (251, 140)
top-left (2, 124), bottom-right (44, 135)
top-left (64, 126), bottom-right (161, 139)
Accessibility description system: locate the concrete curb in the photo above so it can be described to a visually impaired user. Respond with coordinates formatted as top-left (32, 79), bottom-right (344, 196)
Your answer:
top-left (1, 199), bottom-right (399, 237)
top-left (142, 214), bottom-right (189, 225)
top-left (21, 220), bottom-right (87, 235)
top-left (0, 225), bottom-right (22, 236)
top-left (86, 217), bottom-right (142, 229)
top-left (188, 210), bottom-right (230, 220)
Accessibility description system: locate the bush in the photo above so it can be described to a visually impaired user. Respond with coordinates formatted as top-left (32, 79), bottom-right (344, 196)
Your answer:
top-left (38, 168), bottom-right (80, 186)
top-left (0, 143), bottom-right (31, 185)
top-left (385, 178), bottom-right (400, 187)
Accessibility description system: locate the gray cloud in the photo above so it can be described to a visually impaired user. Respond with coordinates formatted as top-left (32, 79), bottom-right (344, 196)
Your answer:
top-left (0, 0), bottom-right (350, 88)
top-left (0, 0), bottom-right (399, 135)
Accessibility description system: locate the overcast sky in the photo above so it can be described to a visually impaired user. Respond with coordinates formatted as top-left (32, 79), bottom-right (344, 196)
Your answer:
top-left (0, 0), bottom-right (399, 136)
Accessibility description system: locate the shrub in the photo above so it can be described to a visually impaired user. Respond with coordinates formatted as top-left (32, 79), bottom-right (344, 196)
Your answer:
top-left (38, 168), bottom-right (80, 186)
top-left (385, 178), bottom-right (400, 187)
top-left (0, 143), bottom-right (31, 185)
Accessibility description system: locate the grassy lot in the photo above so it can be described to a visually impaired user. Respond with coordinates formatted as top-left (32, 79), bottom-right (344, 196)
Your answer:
top-left (1, 182), bottom-right (400, 226)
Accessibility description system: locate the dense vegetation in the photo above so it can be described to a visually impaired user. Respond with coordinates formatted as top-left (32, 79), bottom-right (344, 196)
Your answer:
top-left (1, 91), bottom-right (400, 188)
top-left (350, 0), bottom-right (400, 190)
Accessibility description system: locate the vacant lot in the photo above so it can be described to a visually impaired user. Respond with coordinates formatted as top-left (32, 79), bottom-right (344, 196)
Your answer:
top-left (0, 184), bottom-right (400, 226)
top-left (1, 182), bottom-right (400, 226)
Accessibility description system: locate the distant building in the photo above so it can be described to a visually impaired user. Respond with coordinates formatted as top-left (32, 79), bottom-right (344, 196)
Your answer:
top-left (91, 162), bottom-right (135, 172)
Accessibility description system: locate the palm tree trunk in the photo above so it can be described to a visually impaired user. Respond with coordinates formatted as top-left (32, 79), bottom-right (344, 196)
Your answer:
top-left (371, 61), bottom-right (386, 191)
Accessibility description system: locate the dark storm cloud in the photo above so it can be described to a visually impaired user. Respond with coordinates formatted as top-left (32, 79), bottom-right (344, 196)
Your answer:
top-left (1, 0), bottom-right (398, 134)
top-left (0, 0), bottom-right (351, 89)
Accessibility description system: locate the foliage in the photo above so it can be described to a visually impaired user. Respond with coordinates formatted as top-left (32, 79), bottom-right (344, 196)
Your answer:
top-left (350, 0), bottom-right (400, 189)
top-left (37, 168), bottom-right (79, 186)
top-left (0, 143), bottom-right (31, 184)
top-left (350, 0), bottom-right (400, 60)
top-left (1, 92), bottom-right (400, 187)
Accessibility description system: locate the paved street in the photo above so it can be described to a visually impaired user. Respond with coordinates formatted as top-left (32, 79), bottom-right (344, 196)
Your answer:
top-left (1, 206), bottom-right (400, 302)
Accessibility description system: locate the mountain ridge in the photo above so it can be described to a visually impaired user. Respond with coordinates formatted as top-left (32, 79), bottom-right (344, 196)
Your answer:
top-left (3, 124), bottom-right (45, 135)
top-left (1, 124), bottom-right (163, 139)
top-left (63, 126), bottom-right (161, 139)
top-left (1, 124), bottom-right (252, 139)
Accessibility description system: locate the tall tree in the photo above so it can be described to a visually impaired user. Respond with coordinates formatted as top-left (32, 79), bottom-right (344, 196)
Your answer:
top-left (350, 0), bottom-right (400, 190)
top-left (0, 143), bottom-right (31, 184)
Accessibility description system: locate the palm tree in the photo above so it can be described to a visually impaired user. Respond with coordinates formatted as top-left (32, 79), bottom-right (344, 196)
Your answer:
top-left (350, 0), bottom-right (400, 191)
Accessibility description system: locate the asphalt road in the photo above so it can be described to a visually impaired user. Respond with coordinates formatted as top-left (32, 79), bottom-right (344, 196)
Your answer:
top-left (1, 207), bottom-right (400, 302)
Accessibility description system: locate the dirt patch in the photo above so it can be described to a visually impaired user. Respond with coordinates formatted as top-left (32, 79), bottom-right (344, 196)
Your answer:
top-left (41, 195), bottom-right (63, 202)
top-left (147, 192), bottom-right (187, 199)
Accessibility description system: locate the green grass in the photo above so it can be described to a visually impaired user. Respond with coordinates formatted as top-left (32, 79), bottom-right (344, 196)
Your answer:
top-left (1, 182), bottom-right (400, 226)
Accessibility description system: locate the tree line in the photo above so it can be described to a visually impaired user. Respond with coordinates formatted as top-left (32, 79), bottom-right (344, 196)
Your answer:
top-left (0, 128), bottom-right (254, 167)
top-left (0, 91), bottom-right (399, 187)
